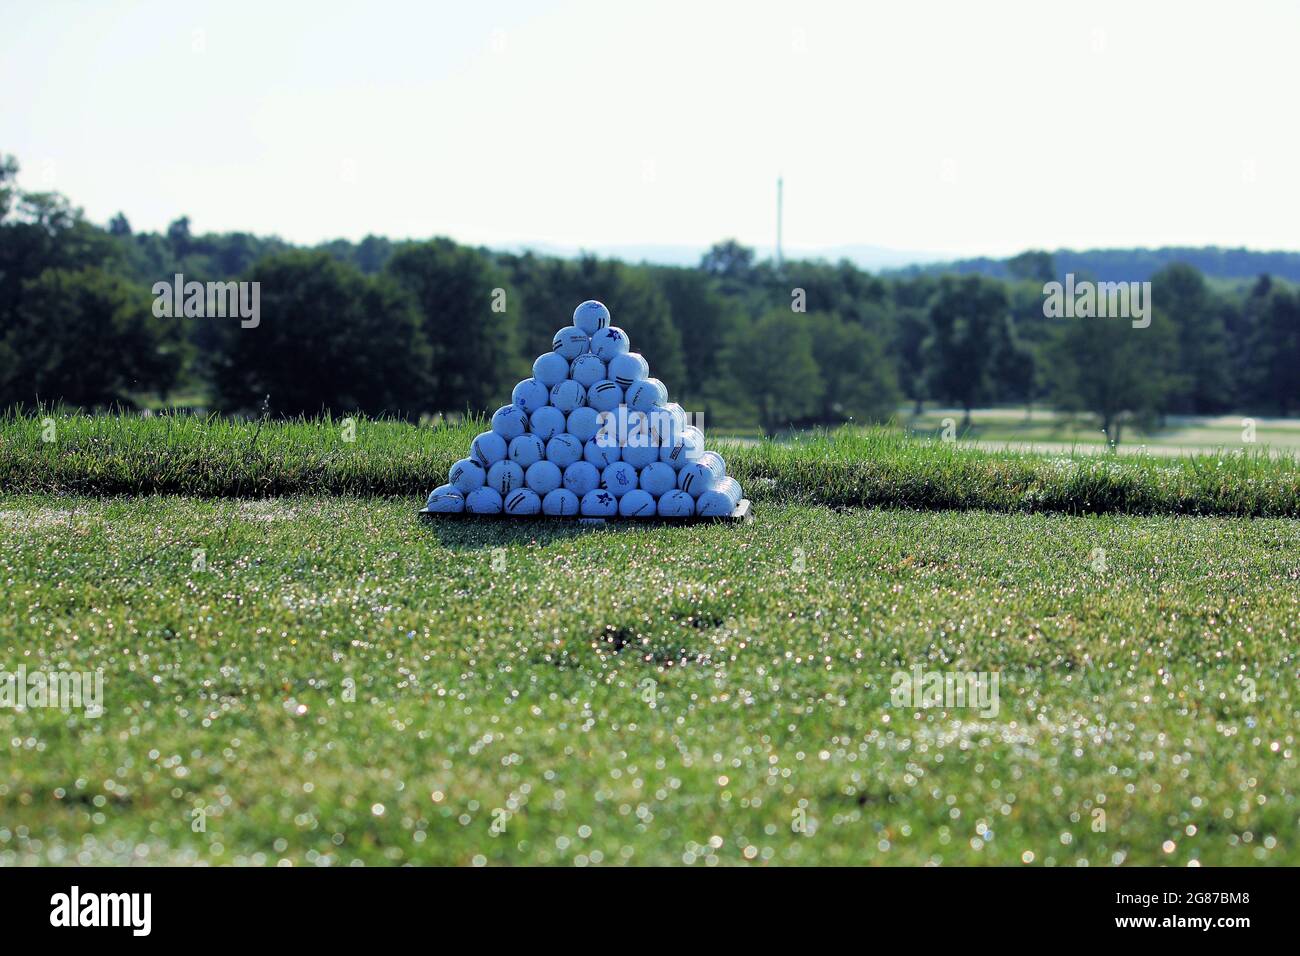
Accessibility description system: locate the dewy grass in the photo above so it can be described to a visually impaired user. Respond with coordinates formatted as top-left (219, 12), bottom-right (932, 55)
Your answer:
top-left (2, 412), bottom-right (1298, 517)
top-left (1, 497), bottom-right (1296, 865)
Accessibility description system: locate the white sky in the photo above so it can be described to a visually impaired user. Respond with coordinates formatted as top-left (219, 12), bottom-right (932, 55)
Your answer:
top-left (4, 0), bottom-right (1299, 258)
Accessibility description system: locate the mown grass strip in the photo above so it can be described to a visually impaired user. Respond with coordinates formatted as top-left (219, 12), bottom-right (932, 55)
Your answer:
top-left (2, 412), bottom-right (1297, 516)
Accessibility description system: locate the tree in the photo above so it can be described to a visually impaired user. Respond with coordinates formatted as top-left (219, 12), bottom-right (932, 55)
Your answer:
top-left (892, 306), bottom-right (929, 416)
top-left (209, 251), bottom-right (431, 416)
top-left (387, 239), bottom-right (518, 414)
top-left (923, 275), bottom-right (1008, 427)
top-left (1150, 264), bottom-right (1231, 413)
top-left (730, 311), bottom-right (822, 435)
top-left (700, 240), bottom-right (755, 283)
top-left (1048, 309), bottom-right (1179, 445)
top-left (1006, 250), bottom-right (1055, 284)
top-left (0, 267), bottom-right (183, 408)
top-left (1243, 284), bottom-right (1300, 414)
top-left (805, 313), bottom-right (899, 425)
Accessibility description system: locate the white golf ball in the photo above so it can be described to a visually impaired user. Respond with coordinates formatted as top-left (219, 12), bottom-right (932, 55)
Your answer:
top-left (573, 300), bottom-right (611, 336)
top-left (620, 412), bottom-right (659, 469)
top-left (470, 431), bottom-right (507, 467)
top-left (491, 404), bottom-right (529, 440)
top-left (425, 484), bottom-right (464, 513)
top-left (618, 489), bottom-right (657, 518)
top-left (529, 406), bottom-right (566, 441)
top-left (627, 378), bottom-right (667, 413)
top-left (570, 354), bottom-right (606, 388)
top-left (525, 460), bottom-right (562, 495)
top-left (697, 451), bottom-right (727, 483)
top-left (638, 462), bottom-right (676, 498)
top-left (545, 433), bottom-right (583, 468)
top-left (552, 326), bottom-right (590, 360)
top-left (586, 379), bottom-right (624, 413)
top-left (566, 406), bottom-right (602, 443)
top-left (448, 458), bottom-right (485, 494)
top-left (660, 424), bottom-right (704, 469)
top-left (549, 379), bottom-right (586, 413)
top-left (533, 352), bottom-right (570, 387)
top-left (465, 486), bottom-right (504, 514)
top-left (584, 436), bottom-right (620, 469)
top-left (542, 488), bottom-right (580, 516)
top-left (601, 461), bottom-right (638, 497)
top-left (591, 327), bottom-right (629, 363)
top-left (508, 433), bottom-right (545, 468)
top-left (656, 489), bottom-right (695, 518)
top-left (512, 378), bottom-right (550, 414)
top-left (580, 488), bottom-right (618, 516)
top-left (562, 461), bottom-right (601, 496)
top-left (677, 461), bottom-right (715, 498)
top-left (487, 460), bottom-right (524, 495)
top-left (608, 352), bottom-right (649, 389)
top-left (696, 477), bottom-right (743, 517)
top-left (503, 488), bottom-right (542, 516)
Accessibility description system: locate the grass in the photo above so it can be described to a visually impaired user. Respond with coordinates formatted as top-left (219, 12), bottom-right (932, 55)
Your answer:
top-left (1, 496), bottom-right (1296, 865)
top-left (3, 412), bottom-right (1300, 517)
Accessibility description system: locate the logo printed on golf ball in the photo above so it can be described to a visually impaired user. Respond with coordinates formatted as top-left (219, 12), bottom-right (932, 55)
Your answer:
top-left (656, 489), bottom-right (695, 517)
top-left (552, 325), bottom-right (590, 360)
top-left (601, 461), bottom-right (637, 496)
top-left (426, 484), bottom-right (465, 513)
top-left (549, 379), bottom-right (586, 413)
top-left (608, 352), bottom-right (648, 388)
top-left (618, 489), bottom-right (656, 518)
top-left (586, 379), bottom-right (624, 413)
top-left (542, 488), bottom-right (579, 516)
top-left (487, 460), bottom-right (524, 494)
top-left (591, 327), bottom-right (629, 363)
top-left (449, 458), bottom-right (486, 493)
top-left (470, 430), bottom-right (508, 466)
top-left (584, 436), bottom-right (620, 468)
top-left (580, 489), bottom-right (618, 516)
top-left (466, 486), bottom-right (504, 514)
top-left (504, 488), bottom-right (541, 515)
top-left (545, 433), bottom-right (582, 468)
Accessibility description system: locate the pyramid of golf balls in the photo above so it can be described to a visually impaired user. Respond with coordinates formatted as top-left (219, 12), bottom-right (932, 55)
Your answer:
top-left (426, 299), bottom-right (745, 518)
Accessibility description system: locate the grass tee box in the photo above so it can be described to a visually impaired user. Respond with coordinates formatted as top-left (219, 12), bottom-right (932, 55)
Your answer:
top-left (419, 497), bottom-right (753, 524)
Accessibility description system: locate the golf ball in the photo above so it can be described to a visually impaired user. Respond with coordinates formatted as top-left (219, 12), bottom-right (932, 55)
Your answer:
top-left (448, 458), bottom-right (486, 494)
top-left (573, 300), bottom-right (611, 336)
top-left (584, 436), bottom-right (620, 469)
top-left (491, 404), bottom-right (529, 440)
top-left (545, 433), bottom-right (583, 468)
top-left (470, 430), bottom-right (507, 467)
top-left (656, 489), bottom-right (695, 518)
top-left (591, 327), bottom-right (629, 363)
top-left (677, 461), bottom-right (716, 498)
top-left (549, 379), bottom-right (586, 413)
top-left (608, 352), bottom-right (649, 389)
top-left (542, 488), bottom-right (580, 516)
top-left (512, 378), bottom-right (550, 414)
top-left (570, 354), bottom-right (607, 388)
top-left (660, 425), bottom-right (704, 469)
top-left (637, 462), bottom-right (677, 497)
top-left (465, 486), bottom-right (504, 514)
top-left (533, 352), bottom-right (570, 388)
top-left (586, 379), bottom-right (624, 413)
top-left (425, 484), bottom-right (464, 513)
top-left (601, 461), bottom-right (638, 497)
top-left (566, 406), bottom-right (602, 443)
top-left (529, 405), bottom-right (566, 441)
top-left (618, 489), bottom-right (657, 518)
top-left (627, 378), bottom-right (667, 412)
top-left (562, 461), bottom-right (601, 496)
top-left (696, 477), bottom-right (743, 517)
top-left (503, 488), bottom-right (542, 516)
top-left (580, 488), bottom-right (618, 516)
top-left (487, 460), bottom-right (524, 495)
top-left (508, 433), bottom-right (545, 468)
top-left (620, 412), bottom-right (659, 468)
top-left (552, 325), bottom-right (590, 360)
top-left (525, 460), bottom-right (562, 495)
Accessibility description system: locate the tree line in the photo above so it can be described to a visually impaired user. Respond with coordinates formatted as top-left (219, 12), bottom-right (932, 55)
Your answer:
top-left (1, 156), bottom-right (1297, 437)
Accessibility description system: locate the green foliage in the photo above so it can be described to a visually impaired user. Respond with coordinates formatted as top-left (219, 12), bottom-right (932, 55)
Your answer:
top-left (387, 239), bottom-right (517, 414)
top-left (730, 312), bottom-right (823, 434)
top-left (923, 275), bottom-right (1009, 422)
top-left (209, 251), bottom-right (431, 416)
top-left (0, 267), bottom-right (183, 408)
top-left (805, 312), bottom-right (898, 424)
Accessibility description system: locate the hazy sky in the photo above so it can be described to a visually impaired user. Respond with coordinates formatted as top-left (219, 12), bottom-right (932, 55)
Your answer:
top-left (5, 0), bottom-right (1299, 258)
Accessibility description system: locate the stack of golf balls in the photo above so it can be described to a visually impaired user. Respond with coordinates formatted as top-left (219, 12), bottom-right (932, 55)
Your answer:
top-left (426, 299), bottom-right (745, 519)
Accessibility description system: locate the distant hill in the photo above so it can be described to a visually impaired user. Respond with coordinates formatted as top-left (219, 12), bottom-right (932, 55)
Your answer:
top-left (889, 247), bottom-right (1300, 283)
